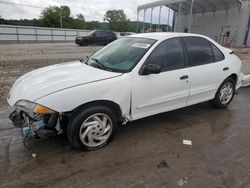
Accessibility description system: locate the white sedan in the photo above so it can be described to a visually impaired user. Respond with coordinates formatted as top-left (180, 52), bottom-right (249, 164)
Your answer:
top-left (7, 33), bottom-right (243, 150)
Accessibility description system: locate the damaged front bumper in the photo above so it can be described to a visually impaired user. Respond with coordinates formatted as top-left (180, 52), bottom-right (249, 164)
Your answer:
top-left (9, 110), bottom-right (61, 137)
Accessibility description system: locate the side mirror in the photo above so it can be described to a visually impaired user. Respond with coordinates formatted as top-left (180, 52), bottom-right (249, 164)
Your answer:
top-left (92, 33), bottom-right (96, 37)
top-left (140, 64), bottom-right (161, 75)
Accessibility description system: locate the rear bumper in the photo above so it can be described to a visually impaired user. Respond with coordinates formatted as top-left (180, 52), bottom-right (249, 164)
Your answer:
top-left (236, 72), bottom-right (245, 90)
top-left (241, 74), bottom-right (250, 87)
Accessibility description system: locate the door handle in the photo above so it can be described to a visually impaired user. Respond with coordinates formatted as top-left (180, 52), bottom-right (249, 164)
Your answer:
top-left (223, 67), bottom-right (229, 71)
top-left (180, 75), bottom-right (189, 80)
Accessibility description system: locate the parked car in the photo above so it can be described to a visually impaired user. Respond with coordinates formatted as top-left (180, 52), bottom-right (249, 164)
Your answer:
top-left (8, 33), bottom-right (244, 150)
top-left (75, 30), bottom-right (117, 46)
top-left (116, 32), bottom-right (136, 39)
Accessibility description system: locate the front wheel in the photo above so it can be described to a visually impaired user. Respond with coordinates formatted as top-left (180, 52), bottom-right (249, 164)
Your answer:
top-left (210, 77), bottom-right (235, 108)
top-left (67, 106), bottom-right (117, 150)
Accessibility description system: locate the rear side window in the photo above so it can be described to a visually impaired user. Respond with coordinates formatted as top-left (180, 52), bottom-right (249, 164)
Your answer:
top-left (104, 31), bottom-right (114, 36)
top-left (104, 31), bottom-right (110, 35)
top-left (146, 38), bottom-right (185, 72)
top-left (95, 31), bottom-right (101, 36)
top-left (99, 31), bottom-right (105, 36)
top-left (183, 36), bottom-right (214, 66)
top-left (211, 44), bottom-right (224, 61)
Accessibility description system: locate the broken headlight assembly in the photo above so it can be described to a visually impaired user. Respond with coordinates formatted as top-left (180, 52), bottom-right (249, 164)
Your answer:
top-left (16, 100), bottom-right (55, 113)
top-left (14, 100), bottom-right (55, 121)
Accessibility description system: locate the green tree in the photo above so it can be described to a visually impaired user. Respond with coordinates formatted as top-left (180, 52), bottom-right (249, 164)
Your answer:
top-left (104, 10), bottom-right (129, 31)
top-left (85, 21), bottom-right (101, 30)
top-left (73, 14), bottom-right (86, 29)
top-left (40, 5), bottom-right (72, 28)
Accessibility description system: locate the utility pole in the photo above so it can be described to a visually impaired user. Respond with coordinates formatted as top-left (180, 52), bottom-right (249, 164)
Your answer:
top-left (60, 8), bottom-right (63, 28)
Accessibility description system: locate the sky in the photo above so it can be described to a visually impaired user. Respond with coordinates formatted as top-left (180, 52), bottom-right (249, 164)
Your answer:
top-left (0, 0), bottom-right (173, 25)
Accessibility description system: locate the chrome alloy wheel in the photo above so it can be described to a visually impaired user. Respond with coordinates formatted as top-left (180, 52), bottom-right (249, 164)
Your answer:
top-left (79, 113), bottom-right (113, 147)
top-left (219, 82), bottom-right (234, 105)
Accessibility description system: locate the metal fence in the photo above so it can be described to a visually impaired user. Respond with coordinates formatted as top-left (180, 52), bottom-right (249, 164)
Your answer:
top-left (0, 24), bottom-right (91, 43)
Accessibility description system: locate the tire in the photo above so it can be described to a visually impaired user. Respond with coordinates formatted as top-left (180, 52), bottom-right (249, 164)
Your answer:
top-left (67, 106), bottom-right (117, 150)
top-left (209, 77), bottom-right (235, 108)
top-left (106, 38), bottom-right (112, 45)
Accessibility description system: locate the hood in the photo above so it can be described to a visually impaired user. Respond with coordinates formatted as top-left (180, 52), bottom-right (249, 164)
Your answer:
top-left (7, 61), bottom-right (122, 106)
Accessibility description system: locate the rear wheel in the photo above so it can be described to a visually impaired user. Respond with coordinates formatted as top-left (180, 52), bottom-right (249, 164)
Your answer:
top-left (210, 77), bottom-right (235, 108)
top-left (106, 38), bottom-right (113, 45)
top-left (67, 106), bottom-right (117, 150)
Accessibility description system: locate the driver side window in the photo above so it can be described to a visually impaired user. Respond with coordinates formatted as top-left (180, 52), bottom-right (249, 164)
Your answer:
top-left (146, 38), bottom-right (185, 72)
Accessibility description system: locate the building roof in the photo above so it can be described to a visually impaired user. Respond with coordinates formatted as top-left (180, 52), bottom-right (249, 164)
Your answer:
top-left (137, 0), bottom-right (243, 14)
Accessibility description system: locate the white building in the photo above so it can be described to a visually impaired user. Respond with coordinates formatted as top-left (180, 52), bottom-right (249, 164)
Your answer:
top-left (137, 0), bottom-right (250, 47)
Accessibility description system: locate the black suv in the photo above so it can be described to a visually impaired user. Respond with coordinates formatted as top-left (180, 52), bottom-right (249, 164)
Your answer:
top-left (75, 30), bottom-right (117, 46)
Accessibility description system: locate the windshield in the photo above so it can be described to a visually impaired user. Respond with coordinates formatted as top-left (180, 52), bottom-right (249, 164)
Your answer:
top-left (87, 37), bottom-right (156, 73)
top-left (87, 31), bottom-right (95, 36)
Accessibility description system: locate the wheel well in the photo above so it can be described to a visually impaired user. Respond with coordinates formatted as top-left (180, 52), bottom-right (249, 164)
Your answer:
top-left (228, 73), bottom-right (237, 83)
top-left (72, 100), bottom-right (122, 118)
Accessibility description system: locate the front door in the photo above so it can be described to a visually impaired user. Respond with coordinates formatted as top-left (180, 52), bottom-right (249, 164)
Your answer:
top-left (131, 38), bottom-right (190, 120)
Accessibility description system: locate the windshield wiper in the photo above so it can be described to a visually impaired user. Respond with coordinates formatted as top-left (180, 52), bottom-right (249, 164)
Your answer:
top-left (87, 57), bottom-right (116, 72)
top-left (90, 58), bottom-right (106, 69)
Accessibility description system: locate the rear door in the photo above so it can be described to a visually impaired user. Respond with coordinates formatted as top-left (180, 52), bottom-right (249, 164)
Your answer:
top-left (182, 36), bottom-right (227, 105)
top-left (105, 31), bottom-right (112, 43)
top-left (93, 31), bottom-right (104, 44)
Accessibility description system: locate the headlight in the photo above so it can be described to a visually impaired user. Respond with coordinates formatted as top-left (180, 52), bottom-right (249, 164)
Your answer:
top-left (15, 100), bottom-right (55, 114)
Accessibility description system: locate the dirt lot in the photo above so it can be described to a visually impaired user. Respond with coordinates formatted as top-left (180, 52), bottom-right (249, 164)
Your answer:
top-left (0, 43), bottom-right (250, 188)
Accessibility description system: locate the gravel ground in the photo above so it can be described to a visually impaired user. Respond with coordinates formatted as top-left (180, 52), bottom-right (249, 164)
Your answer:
top-left (0, 43), bottom-right (250, 188)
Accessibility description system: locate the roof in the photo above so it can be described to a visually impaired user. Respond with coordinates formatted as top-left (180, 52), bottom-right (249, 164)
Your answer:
top-left (137, 0), bottom-right (243, 14)
top-left (129, 32), bottom-right (205, 40)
